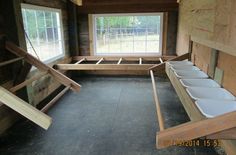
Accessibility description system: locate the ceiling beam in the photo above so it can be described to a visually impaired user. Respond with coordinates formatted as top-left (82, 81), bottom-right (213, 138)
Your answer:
top-left (70, 0), bottom-right (82, 6)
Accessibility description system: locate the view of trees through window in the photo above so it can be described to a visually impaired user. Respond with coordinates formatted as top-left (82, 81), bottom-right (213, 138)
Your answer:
top-left (94, 14), bottom-right (162, 55)
top-left (21, 4), bottom-right (64, 62)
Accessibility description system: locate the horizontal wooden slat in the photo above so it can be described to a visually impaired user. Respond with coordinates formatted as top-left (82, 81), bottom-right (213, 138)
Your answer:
top-left (0, 86), bottom-right (52, 130)
top-left (5, 41), bottom-right (81, 92)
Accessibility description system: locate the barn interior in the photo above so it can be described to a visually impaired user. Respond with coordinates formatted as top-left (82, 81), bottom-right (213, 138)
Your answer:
top-left (0, 0), bottom-right (236, 155)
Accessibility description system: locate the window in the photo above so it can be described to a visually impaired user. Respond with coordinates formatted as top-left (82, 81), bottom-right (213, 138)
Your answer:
top-left (21, 4), bottom-right (65, 62)
top-left (92, 13), bottom-right (163, 55)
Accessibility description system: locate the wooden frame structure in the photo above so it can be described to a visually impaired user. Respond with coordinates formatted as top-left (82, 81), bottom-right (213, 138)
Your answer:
top-left (0, 41), bottom-right (82, 130)
top-left (55, 56), bottom-right (176, 72)
top-left (150, 62), bottom-right (236, 151)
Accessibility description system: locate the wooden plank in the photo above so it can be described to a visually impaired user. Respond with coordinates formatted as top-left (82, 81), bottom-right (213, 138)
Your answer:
top-left (150, 70), bottom-right (164, 131)
top-left (55, 64), bottom-right (153, 71)
top-left (117, 58), bottom-right (122, 64)
top-left (207, 128), bottom-right (236, 140)
top-left (75, 58), bottom-right (86, 64)
top-left (148, 53), bottom-right (189, 71)
top-left (5, 41), bottom-right (81, 92)
top-left (41, 86), bottom-right (70, 113)
top-left (208, 49), bottom-right (219, 78)
top-left (139, 58), bottom-right (142, 65)
top-left (96, 58), bottom-right (104, 65)
top-left (191, 36), bottom-right (236, 57)
top-left (10, 72), bottom-right (48, 93)
top-left (157, 110), bottom-right (236, 148)
top-left (0, 86), bottom-right (52, 130)
top-left (0, 57), bottom-right (23, 67)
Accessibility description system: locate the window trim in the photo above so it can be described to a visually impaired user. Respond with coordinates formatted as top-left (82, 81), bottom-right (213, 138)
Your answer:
top-left (90, 13), bottom-right (164, 56)
top-left (21, 3), bottom-right (66, 64)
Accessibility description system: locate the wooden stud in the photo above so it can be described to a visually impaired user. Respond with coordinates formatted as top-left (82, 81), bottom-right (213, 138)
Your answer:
top-left (0, 86), bottom-right (52, 130)
top-left (150, 70), bottom-right (165, 131)
top-left (117, 58), bottom-right (122, 64)
top-left (0, 57), bottom-right (23, 67)
top-left (5, 41), bottom-right (81, 92)
top-left (10, 71), bottom-right (48, 93)
top-left (41, 86), bottom-right (70, 113)
top-left (96, 58), bottom-right (104, 65)
top-left (159, 58), bottom-right (164, 63)
top-left (139, 58), bottom-right (142, 65)
top-left (214, 67), bottom-right (224, 85)
top-left (75, 58), bottom-right (86, 64)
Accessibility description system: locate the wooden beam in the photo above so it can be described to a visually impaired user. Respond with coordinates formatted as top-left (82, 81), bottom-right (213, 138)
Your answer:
top-left (157, 110), bottom-right (236, 148)
top-left (148, 53), bottom-right (189, 71)
top-left (10, 71), bottom-right (48, 92)
top-left (139, 58), bottom-right (142, 65)
top-left (55, 64), bottom-right (153, 71)
top-left (0, 86), bottom-right (52, 130)
top-left (0, 57), bottom-right (23, 67)
top-left (41, 86), bottom-right (70, 113)
top-left (150, 70), bottom-right (165, 131)
top-left (75, 58), bottom-right (86, 64)
top-left (5, 41), bottom-right (81, 92)
top-left (207, 128), bottom-right (236, 140)
top-left (96, 58), bottom-right (104, 65)
top-left (70, 0), bottom-right (82, 6)
top-left (117, 58), bottom-right (122, 64)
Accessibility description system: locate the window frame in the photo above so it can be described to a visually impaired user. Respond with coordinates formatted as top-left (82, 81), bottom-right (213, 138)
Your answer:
top-left (91, 13), bottom-right (164, 56)
top-left (21, 3), bottom-right (66, 64)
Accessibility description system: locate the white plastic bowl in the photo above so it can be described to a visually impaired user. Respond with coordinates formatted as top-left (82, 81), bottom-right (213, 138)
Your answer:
top-left (168, 61), bottom-right (193, 66)
top-left (180, 79), bottom-right (220, 88)
top-left (171, 65), bottom-right (200, 71)
top-left (195, 99), bottom-right (236, 118)
top-left (174, 70), bottom-right (208, 79)
top-left (186, 87), bottom-right (235, 100)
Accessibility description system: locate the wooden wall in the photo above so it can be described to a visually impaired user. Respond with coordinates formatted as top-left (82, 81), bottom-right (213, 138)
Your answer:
top-left (77, 12), bottom-right (179, 56)
top-left (0, 0), bottom-right (71, 134)
top-left (176, 0), bottom-right (236, 154)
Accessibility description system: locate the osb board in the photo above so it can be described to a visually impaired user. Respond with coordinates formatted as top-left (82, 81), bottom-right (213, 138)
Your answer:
top-left (191, 42), bottom-right (211, 73)
top-left (176, 0), bottom-right (236, 56)
top-left (217, 52), bottom-right (236, 96)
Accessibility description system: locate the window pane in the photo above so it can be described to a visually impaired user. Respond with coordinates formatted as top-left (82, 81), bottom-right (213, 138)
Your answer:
top-left (94, 14), bottom-right (162, 55)
top-left (21, 4), bottom-right (65, 62)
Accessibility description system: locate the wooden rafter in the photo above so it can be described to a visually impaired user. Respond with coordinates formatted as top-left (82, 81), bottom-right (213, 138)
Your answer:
top-left (70, 0), bottom-right (82, 6)
top-left (5, 41), bottom-right (81, 92)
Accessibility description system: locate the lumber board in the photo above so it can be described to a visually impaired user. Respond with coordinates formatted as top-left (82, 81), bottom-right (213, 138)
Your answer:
top-left (74, 58), bottom-right (86, 64)
top-left (96, 58), bottom-right (104, 64)
top-left (150, 70), bottom-right (164, 131)
top-left (55, 64), bottom-right (153, 71)
top-left (157, 110), bottom-right (236, 148)
top-left (0, 57), bottom-right (23, 67)
top-left (5, 41), bottom-right (81, 92)
top-left (117, 58), bottom-right (122, 64)
top-left (0, 86), bottom-right (52, 130)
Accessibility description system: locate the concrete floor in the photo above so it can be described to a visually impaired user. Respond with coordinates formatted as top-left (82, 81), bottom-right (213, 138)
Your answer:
top-left (0, 77), bottom-right (219, 155)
